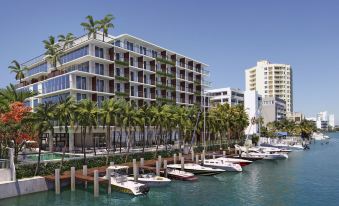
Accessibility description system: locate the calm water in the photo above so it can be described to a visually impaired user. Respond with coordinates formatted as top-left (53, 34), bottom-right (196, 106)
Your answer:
top-left (1, 133), bottom-right (339, 206)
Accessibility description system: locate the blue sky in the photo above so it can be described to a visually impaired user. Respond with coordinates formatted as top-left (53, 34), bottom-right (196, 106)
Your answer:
top-left (1, 0), bottom-right (339, 122)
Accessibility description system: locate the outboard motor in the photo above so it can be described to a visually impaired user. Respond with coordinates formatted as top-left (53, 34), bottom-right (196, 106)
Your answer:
top-left (139, 185), bottom-right (150, 195)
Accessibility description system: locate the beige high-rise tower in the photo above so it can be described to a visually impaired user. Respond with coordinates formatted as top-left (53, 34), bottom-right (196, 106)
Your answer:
top-left (245, 60), bottom-right (293, 114)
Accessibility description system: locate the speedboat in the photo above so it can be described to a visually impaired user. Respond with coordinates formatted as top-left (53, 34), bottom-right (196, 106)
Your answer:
top-left (241, 150), bottom-right (288, 160)
top-left (312, 132), bottom-right (328, 140)
top-left (165, 169), bottom-right (198, 181)
top-left (128, 173), bottom-right (171, 187)
top-left (216, 157), bottom-right (253, 167)
top-left (288, 144), bottom-right (305, 150)
top-left (105, 165), bottom-right (150, 196)
top-left (167, 163), bottom-right (225, 176)
top-left (203, 159), bottom-right (242, 172)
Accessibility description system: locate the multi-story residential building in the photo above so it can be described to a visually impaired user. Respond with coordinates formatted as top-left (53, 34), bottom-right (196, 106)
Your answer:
top-left (287, 112), bottom-right (305, 123)
top-left (205, 87), bottom-right (244, 107)
top-left (261, 96), bottom-right (286, 125)
top-left (329, 114), bottom-right (335, 128)
top-left (16, 32), bottom-right (210, 151)
top-left (245, 60), bottom-right (293, 115)
top-left (244, 90), bottom-right (262, 135)
top-left (315, 111), bottom-right (334, 130)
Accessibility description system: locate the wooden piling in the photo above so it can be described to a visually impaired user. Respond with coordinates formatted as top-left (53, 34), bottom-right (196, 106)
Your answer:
top-left (133, 159), bottom-right (138, 181)
top-left (106, 168), bottom-right (111, 194)
top-left (174, 154), bottom-right (177, 164)
top-left (94, 170), bottom-right (99, 197)
top-left (191, 149), bottom-right (195, 161)
top-left (110, 162), bottom-right (114, 166)
top-left (158, 155), bottom-right (162, 168)
top-left (223, 151), bottom-right (226, 157)
top-left (179, 153), bottom-right (182, 161)
top-left (164, 160), bottom-right (168, 177)
top-left (55, 169), bottom-right (60, 194)
top-left (83, 165), bottom-right (88, 189)
top-left (181, 157), bottom-right (185, 171)
top-left (156, 161), bottom-right (160, 176)
top-left (196, 154), bottom-right (199, 164)
top-left (140, 158), bottom-right (144, 168)
top-left (213, 155), bottom-right (215, 159)
top-left (71, 167), bottom-right (75, 191)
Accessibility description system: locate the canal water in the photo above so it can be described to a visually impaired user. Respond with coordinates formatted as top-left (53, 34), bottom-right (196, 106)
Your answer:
top-left (1, 133), bottom-right (339, 206)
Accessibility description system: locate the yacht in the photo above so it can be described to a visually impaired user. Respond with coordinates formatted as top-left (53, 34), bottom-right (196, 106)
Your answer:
top-left (128, 173), bottom-right (171, 187)
top-left (105, 165), bottom-right (150, 196)
top-left (216, 157), bottom-right (253, 167)
top-left (167, 163), bottom-right (225, 176)
top-left (241, 150), bottom-right (288, 160)
top-left (165, 169), bottom-right (198, 181)
top-left (203, 159), bottom-right (242, 172)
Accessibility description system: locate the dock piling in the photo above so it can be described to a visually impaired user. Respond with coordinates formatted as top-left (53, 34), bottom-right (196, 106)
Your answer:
top-left (181, 157), bottom-right (185, 171)
top-left (158, 155), bottom-right (162, 168)
top-left (71, 167), bottom-right (75, 191)
top-left (140, 158), bottom-right (144, 168)
top-left (83, 165), bottom-right (88, 189)
top-left (223, 151), bottom-right (226, 157)
top-left (191, 149), bottom-right (195, 161)
top-left (213, 155), bottom-right (215, 159)
top-left (94, 170), bottom-right (99, 197)
top-left (196, 154), bottom-right (199, 164)
top-left (110, 162), bottom-right (114, 166)
top-left (106, 168), bottom-right (111, 194)
top-left (174, 154), bottom-right (177, 164)
top-left (164, 160), bottom-right (168, 177)
top-left (55, 169), bottom-right (60, 195)
top-left (179, 153), bottom-right (182, 161)
top-left (156, 161), bottom-right (160, 176)
top-left (133, 159), bottom-right (138, 181)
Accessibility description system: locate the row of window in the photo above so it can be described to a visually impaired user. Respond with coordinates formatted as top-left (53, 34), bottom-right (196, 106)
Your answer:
top-left (60, 45), bottom-right (89, 64)
top-left (65, 62), bottom-right (90, 73)
top-left (76, 76), bottom-right (105, 92)
top-left (41, 93), bottom-right (70, 104)
top-left (42, 75), bottom-right (70, 94)
top-left (27, 63), bottom-right (48, 77)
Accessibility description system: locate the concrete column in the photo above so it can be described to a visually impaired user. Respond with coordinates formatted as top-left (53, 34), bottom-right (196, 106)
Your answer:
top-left (106, 168), bottom-right (111, 194)
top-left (71, 167), bottom-right (75, 191)
top-left (173, 154), bottom-right (177, 164)
top-left (158, 155), bottom-right (162, 168)
top-left (8, 148), bottom-right (15, 181)
top-left (191, 149), bottom-right (195, 161)
top-left (196, 154), bottom-right (199, 164)
top-left (83, 165), bottom-right (87, 189)
top-left (133, 159), bottom-right (138, 181)
top-left (69, 132), bottom-right (75, 153)
top-left (181, 157), bottom-right (185, 171)
top-left (55, 169), bottom-right (60, 194)
top-left (156, 161), bottom-right (160, 176)
top-left (223, 151), bottom-right (226, 157)
top-left (164, 160), bottom-right (168, 178)
top-left (94, 170), bottom-right (99, 197)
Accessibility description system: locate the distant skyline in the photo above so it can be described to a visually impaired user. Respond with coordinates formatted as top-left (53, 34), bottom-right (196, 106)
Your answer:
top-left (1, 0), bottom-right (339, 122)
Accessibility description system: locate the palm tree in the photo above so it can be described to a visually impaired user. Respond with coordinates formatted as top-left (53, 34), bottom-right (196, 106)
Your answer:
top-left (25, 103), bottom-right (56, 176)
top-left (0, 84), bottom-right (36, 105)
top-left (8, 60), bottom-right (28, 84)
top-left (80, 15), bottom-right (99, 39)
top-left (97, 14), bottom-right (114, 41)
top-left (55, 96), bottom-right (75, 170)
top-left (121, 101), bottom-right (138, 153)
top-left (43, 36), bottom-right (63, 68)
top-left (58, 33), bottom-right (75, 50)
top-left (75, 99), bottom-right (98, 164)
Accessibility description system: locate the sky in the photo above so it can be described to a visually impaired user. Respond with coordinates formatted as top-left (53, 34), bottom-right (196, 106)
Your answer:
top-left (0, 0), bottom-right (339, 122)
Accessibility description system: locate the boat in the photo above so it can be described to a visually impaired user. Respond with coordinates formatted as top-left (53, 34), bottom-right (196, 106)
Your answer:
top-left (312, 132), bottom-right (328, 140)
top-left (288, 144), bottom-right (305, 150)
top-left (216, 157), bottom-right (253, 167)
top-left (241, 150), bottom-right (288, 160)
top-left (167, 163), bottom-right (225, 176)
top-left (203, 159), bottom-right (242, 172)
top-left (105, 165), bottom-right (150, 195)
top-left (232, 154), bottom-right (264, 161)
top-left (128, 173), bottom-right (171, 187)
top-left (165, 169), bottom-right (198, 181)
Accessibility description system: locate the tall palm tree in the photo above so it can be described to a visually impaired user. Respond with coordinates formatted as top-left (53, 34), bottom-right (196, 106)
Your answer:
top-left (55, 96), bottom-right (75, 170)
top-left (75, 99), bottom-right (98, 164)
top-left (80, 15), bottom-right (99, 39)
top-left (58, 33), bottom-right (75, 50)
top-left (25, 103), bottom-right (56, 176)
top-left (97, 14), bottom-right (114, 41)
top-left (8, 60), bottom-right (28, 84)
top-left (43, 36), bottom-right (63, 68)
top-left (121, 101), bottom-right (138, 153)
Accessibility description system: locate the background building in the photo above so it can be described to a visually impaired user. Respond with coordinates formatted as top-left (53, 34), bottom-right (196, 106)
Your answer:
top-left (205, 87), bottom-right (244, 107)
top-left (287, 112), bottom-right (305, 123)
top-left (245, 60), bottom-right (293, 115)
top-left (261, 96), bottom-right (286, 125)
top-left (244, 90), bottom-right (262, 135)
top-left (329, 114), bottom-right (335, 128)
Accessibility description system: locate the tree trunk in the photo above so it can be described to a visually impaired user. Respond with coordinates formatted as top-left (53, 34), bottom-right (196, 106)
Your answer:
top-left (34, 136), bottom-right (42, 176)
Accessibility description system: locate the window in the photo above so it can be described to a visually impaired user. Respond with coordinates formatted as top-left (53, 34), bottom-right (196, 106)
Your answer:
top-left (116, 83), bottom-right (121, 92)
top-left (33, 84), bottom-right (38, 92)
top-left (152, 50), bottom-right (157, 58)
top-left (76, 76), bottom-right (87, 90)
top-left (42, 75), bottom-right (70, 94)
top-left (95, 63), bottom-right (104, 75)
top-left (130, 71), bottom-right (134, 81)
top-left (76, 93), bottom-right (87, 101)
top-left (33, 99), bottom-right (39, 107)
top-left (115, 53), bottom-right (121, 61)
top-left (127, 41), bottom-right (134, 51)
top-left (114, 40), bottom-right (121, 47)
top-left (42, 93), bottom-right (70, 104)
top-left (139, 46), bottom-right (146, 55)
top-left (96, 79), bottom-right (104, 92)
top-left (27, 63), bottom-right (48, 76)
top-left (116, 68), bottom-right (121, 76)
top-left (60, 46), bottom-right (89, 64)
top-left (95, 46), bottom-right (104, 58)
top-left (97, 96), bottom-right (105, 107)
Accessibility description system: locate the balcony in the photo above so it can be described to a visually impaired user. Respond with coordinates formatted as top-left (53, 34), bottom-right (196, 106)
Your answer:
top-left (115, 75), bottom-right (129, 82)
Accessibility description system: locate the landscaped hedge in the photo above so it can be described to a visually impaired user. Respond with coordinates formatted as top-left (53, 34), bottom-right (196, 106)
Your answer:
top-left (16, 150), bottom-right (178, 179)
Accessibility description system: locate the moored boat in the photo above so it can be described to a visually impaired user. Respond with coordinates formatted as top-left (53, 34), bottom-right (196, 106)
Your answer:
top-left (216, 157), bottom-right (253, 167)
top-left (128, 173), bottom-right (171, 187)
top-left (203, 159), bottom-right (242, 172)
top-left (167, 163), bottom-right (225, 176)
top-left (165, 169), bottom-right (198, 181)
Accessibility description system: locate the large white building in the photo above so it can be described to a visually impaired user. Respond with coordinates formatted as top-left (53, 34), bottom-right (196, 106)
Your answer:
top-left (244, 90), bottom-right (262, 135)
top-left (205, 87), bottom-right (244, 107)
top-left (17, 32), bottom-right (210, 152)
top-left (329, 114), bottom-right (335, 128)
top-left (245, 60), bottom-right (293, 115)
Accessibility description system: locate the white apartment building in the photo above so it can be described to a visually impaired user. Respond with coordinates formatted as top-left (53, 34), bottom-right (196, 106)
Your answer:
top-left (316, 111), bottom-right (334, 130)
top-left (205, 87), bottom-right (244, 107)
top-left (16, 32), bottom-right (210, 152)
top-left (245, 60), bottom-right (293, 115)
top-left (329, 114), bottom-right (335, 128)
top-left (244, 90), bottom-right (262, 135)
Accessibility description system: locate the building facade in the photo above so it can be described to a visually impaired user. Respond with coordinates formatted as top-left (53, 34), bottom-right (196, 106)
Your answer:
top-left (329, 114), bottom-right (335, 128)
top-left (17, 32), bottom-right (210, 151)
top-left (287, 112), bottom-right (305, 123)
top-left (205, 87), bottom-right (244, 107)
top-left (244, 90), bottom-right (262, 135)
top-left (261, 96), bottom-right (286, 125)
top-left (245, 60), bottom-right (293, 115)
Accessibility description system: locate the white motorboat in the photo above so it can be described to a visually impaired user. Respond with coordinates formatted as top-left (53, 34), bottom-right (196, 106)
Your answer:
top-left (288, 144), bottom-right (305, 150)
top-left (105, 165), bottom-right (150, 195)
top-left (167, 163), bottom-right (225, 176)
top-left (241, 150), bottom-right (288, 160)
top-left (128, 173), bottom-right (171, 187)
top-left (165, 169), bottom-right (198, 181)
top-left (216, 157), bottom-right (253, 167)
top-left (203, 159), bottom-right (242, 172)
top-left (312, 132), bottom-right (328, 140)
